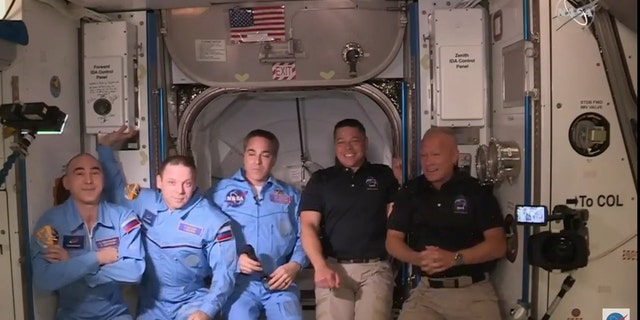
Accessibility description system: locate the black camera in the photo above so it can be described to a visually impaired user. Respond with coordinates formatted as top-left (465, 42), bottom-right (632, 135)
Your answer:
top-left (0, 102), bottom-right (68, 134)
top-left (517, 204), bottom-right (590, 272)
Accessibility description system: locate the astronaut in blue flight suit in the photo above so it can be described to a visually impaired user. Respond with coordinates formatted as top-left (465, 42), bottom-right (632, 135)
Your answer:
top-left (208, 129), bottom-right (308, 320)
top-left (97, 126), bottom-right (238, 320)
top-left (30, 153), bottom-right (145, 320)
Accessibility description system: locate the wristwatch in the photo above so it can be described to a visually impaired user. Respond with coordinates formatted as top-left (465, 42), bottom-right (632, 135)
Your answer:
top-left (454, 252), bottom-right (465, 266)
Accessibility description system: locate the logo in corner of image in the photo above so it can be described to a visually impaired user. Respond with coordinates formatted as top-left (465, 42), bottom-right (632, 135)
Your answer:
top-left (603, 308), bottom-right (630, 320)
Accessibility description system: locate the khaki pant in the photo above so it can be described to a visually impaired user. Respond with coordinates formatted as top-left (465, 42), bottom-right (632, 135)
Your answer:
top-left (315, 259), bottom-right (394, 320)
top-left (398, 278), bottom-right (502, 320)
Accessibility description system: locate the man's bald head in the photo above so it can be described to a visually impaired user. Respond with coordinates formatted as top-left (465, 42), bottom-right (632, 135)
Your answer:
top-left (65, 153), bottom-right (100, 175)
top-left (62, 153), bottom-right (104, 205)
top-left (421, 127), bottom-right (457, 148)
top-left (420, 127), bottom-right (459, 189)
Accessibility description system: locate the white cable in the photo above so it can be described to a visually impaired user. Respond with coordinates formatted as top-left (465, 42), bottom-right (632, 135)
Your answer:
top-left (588, 232), bottom-right (637, 262)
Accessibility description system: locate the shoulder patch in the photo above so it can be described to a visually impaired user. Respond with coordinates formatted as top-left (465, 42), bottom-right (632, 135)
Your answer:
top-left (124, 183), bottom-right (141, 200)
top-left (35, 224), bottom-right (59, 248)
top-left (215, 224), bottom-right (233, 243)
top-left (121, 216), bottom-right (141, 233)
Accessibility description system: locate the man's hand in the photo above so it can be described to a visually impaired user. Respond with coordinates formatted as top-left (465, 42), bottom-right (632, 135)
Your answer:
top-left (313, 263), bottom-right (340, 289)
top-left (96, 247), bottom-right (119, 265)
top-left (98, 125), bottom-right (138, 147)
top-left (268, 262), bottom-right (301, 290)
top-left (420, 246), bottom-right (455, 275)
top-left (187, 310), bottom-right (211, 320)
top-left (44, 245), bottom-right (69, 263)
top-left (392, 157), bottom-right (403, 183)
top-left (415, 248), bottom-right (431, 272)
top-left (238, 253), bottom-right (263, 274)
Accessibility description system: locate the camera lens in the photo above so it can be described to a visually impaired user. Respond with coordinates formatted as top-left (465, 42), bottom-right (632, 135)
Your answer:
top-left (542, 235), bottom-right (576, 264)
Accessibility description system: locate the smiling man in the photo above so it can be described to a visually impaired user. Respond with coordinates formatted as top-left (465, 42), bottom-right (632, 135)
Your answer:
top-left (386, 127), bottom-right (506, 320)
top-left (97, 126), bottom-right (238, 320)
top-left (299, 118), bottom-right (400, 320)
top-left (30, 153), bottom-right (145, 320)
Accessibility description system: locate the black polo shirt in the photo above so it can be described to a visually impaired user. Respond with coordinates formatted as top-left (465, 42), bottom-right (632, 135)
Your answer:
top-left (388, 171), bottom-right (503, 277)
top-left (300, 161), bottom-right (399, 260)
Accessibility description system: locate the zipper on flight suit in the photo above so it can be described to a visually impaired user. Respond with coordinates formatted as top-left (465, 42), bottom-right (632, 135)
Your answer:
top-left (255, 190), bottom-right (261, 256)
top-left (85, 224), bottom-right (94, 250)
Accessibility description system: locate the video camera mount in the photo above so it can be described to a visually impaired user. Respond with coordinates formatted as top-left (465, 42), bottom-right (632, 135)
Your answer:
top-left (0, 102), bottom-right (68, 185)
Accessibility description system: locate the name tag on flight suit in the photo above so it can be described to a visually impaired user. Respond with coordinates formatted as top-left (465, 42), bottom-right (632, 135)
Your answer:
top-left (62, 235), bottom-right (85, 249)
top-left (96, 237), bottom-right (120, 249)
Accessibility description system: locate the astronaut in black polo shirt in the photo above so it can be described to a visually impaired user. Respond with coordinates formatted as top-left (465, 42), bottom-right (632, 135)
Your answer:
top-left (299, 118), bottom-right (401, 320)
top-left (387, 127), bottom-right (506, 320)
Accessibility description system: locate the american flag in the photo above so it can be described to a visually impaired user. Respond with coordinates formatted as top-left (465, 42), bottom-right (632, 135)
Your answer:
top-left (228, 5), bottom-right (286, 43)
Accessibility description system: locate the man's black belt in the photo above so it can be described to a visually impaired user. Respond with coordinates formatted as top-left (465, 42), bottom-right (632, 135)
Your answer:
top-left (421, 272), bottom-right (488, 288)
top-left (328, 256), bottom-right (386, 264)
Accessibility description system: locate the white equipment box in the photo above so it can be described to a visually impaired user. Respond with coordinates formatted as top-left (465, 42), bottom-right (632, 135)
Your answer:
top-left (431, 8), bottom-right (488, 127)
top-left (83, 21), bottom-right (138, 134)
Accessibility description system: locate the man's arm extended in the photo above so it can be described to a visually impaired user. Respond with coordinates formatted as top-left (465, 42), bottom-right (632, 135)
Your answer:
top-left (300, 210), bottom-right (325, 269)
top-left (198, 222), bottom-right (238, 318)
top-left (288, 191), bottom-right (309, 268)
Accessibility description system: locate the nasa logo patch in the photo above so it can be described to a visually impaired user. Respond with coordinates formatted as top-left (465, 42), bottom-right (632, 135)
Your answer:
top-left (365, 177), bottom-right (378, 190)
top-left (225, 189), bottom-right (247, 207)
top-left (453, 196), bottom-right (468, 214)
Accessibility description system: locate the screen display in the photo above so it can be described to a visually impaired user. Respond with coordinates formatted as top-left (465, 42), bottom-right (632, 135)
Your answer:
top-left (515, 205), bottom-right (548, 224)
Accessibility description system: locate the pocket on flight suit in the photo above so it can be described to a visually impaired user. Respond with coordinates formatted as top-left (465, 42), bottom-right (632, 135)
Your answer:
top-left (174, 249), bottom-right (207, 282)
top-left (270, 214), bottom-right (294, 255)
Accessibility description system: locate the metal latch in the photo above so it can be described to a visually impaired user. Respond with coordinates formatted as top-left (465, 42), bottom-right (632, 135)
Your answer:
top-left (259, 39), bottom-right (306, 63)
top-left (342, 42), bottom-right (367, 78)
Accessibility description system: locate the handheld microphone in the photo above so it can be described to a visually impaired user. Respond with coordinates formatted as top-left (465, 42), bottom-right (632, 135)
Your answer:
top-left (242, 245), bottom-right (272, 289)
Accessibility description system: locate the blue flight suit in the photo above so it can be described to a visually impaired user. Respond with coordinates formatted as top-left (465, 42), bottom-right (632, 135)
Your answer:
top-left (97, 145), bottom-right (238, 320)
top-left (30, 198), bottom-right (145, 320)
top-left (208, 169), bottom-right (308, 320)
